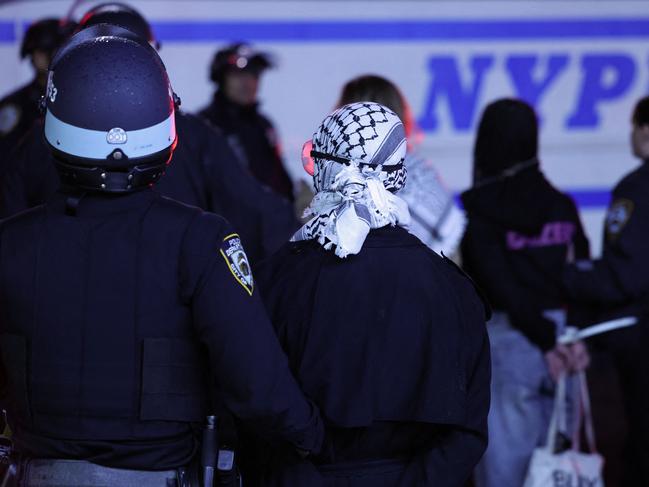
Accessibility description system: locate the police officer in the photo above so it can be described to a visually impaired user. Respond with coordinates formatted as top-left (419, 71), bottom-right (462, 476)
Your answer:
top-left (0, 25), bottom-right (322, 486)
top-left (0, 3), bottom-right (298, 263)
top-left (0, 18), bottom-right (72, 158)
top-left (199, 43), bottom-right (295, 201)
top-left (252, 102), bottom-right (490, 486)
top-left (563, 95), bottom-right (649, 485)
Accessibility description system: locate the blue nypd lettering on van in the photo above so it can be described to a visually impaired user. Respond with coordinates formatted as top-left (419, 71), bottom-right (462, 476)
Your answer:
top-left (5, 17), bottom-right (646, 136)
top-left (418, 53), bottom-right (637, 132)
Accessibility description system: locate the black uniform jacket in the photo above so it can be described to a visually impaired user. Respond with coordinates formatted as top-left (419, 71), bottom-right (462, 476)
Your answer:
top-left (0, 79), bottom-right (43, 159)
top-left (461, 166), bottom-right (590, 351)
top-left (563, 162), bottom-right (649, 318)
top-left (0, 112), bottom-right (298, 262)
top-left (199, 91), bottom-right (294, 201)
top-left (253, 226), bottom-right (490, 487)
top-left (0, 189), bottom-right (322, 470)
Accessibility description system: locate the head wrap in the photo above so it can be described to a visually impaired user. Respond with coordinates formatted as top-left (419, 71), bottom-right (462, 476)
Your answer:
top-left (292, 102), bottom-right (410, 258)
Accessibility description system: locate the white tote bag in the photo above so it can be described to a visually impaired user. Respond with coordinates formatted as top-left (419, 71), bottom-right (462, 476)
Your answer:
top-left (523, 371), bottom-right (604, 487)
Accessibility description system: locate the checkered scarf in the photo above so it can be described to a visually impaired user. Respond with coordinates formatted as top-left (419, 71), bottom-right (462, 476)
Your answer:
top-left (292, 102), bottom-right (410, 258)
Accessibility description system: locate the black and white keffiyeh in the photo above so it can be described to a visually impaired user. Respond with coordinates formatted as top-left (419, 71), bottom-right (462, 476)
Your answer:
top-left (292, 102), bottom-right (410, 258)
top-left (399, 151), bottom-right (466, 255)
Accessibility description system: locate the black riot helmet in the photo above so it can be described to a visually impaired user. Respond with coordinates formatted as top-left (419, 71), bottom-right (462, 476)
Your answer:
top-left (20, 18), bottom-right (73, 59)
top-left (43, 24), bottom-right (178, 193)
top-left (210, 43), bottom-right (274, 84)
top-left (78, 2), bottom-right (159, 49)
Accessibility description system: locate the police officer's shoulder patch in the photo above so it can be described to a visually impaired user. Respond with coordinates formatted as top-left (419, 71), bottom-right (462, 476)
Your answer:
top-left (219, 233), bottom-right (254, 296)
top-left (606, 198), bottom-right (634, 239)
top-left (0, 104), bottom-right (21, 135)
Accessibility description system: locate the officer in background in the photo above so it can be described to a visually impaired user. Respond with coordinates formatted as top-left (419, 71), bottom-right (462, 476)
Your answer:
top-left (252, 102), bottom-right (490, 486)
top-left (0, 3), bottom-right (298, 263)
top-left (0, 25), bottom-right (322, 486)
top-left (563, 95), bottom-right (649, 485)
top-left (0, 18), bottom-right (72, 158)
top-left (199, 43), bottom-right (295, 201)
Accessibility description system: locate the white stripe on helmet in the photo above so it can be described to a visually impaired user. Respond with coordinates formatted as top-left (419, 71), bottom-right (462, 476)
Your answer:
top-left (44, 109), bottom-right (175, 160)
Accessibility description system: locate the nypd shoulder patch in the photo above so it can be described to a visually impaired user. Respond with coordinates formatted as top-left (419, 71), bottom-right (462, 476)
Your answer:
top-left (606, 198), bottom-right (634, 239)
top-left (219, 233), bottom-right (254, 296)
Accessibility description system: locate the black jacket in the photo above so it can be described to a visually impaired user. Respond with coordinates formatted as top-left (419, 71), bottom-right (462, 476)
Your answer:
top-left (563, 162), bottom-right (649, 315)
top-left (0, 79), bottom-right (43, 163)
top-left (461, 166), bottom-right (590, 351)
top-left (0, 189), bottom-right (322, 469)
top-left (199, 91), bottom-right (294, 201)
top-left (253, 226), bottom-right (490, 486)
top-left (0, 112), bottom-right (298, 263)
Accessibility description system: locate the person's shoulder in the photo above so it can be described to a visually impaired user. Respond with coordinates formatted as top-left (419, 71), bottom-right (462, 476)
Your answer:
top-left (423, 251), bottom-right (492, 321)
top-left (613, 163), bottom-right (649, 199)
top-left (256, 110), bottom-right (274, 127)
top-left (365, 231), bottom-right (491, 321)
top-left (156, 195), bottom-right (229, 229)
top-left (0, 83), bottom-right (33, 137)
top-left (255, 239), bottom-right (324, 292)
top-left (257, 239), bottom-right (319, 272)
top-left (178, 110), bottom-right (232, 154)
top-left (165, 198), bottom-right (245, 270)
top-left (549, 186), bottom-right (581, 219)
top-left (178, 111), bottom-right (225, 137)
top-left (367, 227), bottom-right (459, 271)
top-left (0, 81), bottom-right (34, 105)
top-left (250, 103), bottom-right (275, 128)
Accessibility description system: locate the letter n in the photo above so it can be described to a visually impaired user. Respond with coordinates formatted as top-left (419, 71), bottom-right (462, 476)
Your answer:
top-left (418, 56), bottom-right (493, 132)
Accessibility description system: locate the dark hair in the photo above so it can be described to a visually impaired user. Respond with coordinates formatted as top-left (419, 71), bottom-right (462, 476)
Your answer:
top-left (473, 98), bottom-right (538, 182)
top-left (338, 75), bottom-right (414, 138)
top-left (632, 96), bottom-right (649, 127)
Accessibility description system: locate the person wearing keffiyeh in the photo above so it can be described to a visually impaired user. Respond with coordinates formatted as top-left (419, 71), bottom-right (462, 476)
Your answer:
top-left (292, 102), bottom-right (411, 258)
top-left (249, 103), bottom-right (491, 486)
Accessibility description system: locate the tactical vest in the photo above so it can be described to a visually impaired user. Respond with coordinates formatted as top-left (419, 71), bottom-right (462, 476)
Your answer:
top-left (0, 193), bottom-right (209, 446)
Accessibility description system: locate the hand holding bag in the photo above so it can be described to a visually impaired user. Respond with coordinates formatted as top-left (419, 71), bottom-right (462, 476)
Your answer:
top-left (523, 371), bottom-right (604, 487)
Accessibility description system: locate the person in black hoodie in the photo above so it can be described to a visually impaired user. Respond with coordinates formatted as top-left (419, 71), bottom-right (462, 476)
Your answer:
top-left (461, 99), bottom-right (590, 487)
top-left (562, 96), bottom-right (649, 485)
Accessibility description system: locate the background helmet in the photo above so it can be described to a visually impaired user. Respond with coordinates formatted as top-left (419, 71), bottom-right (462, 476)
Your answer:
top-left (43, 24), bottom-right (178, 193)
top-left (78, 2), bottom-right (159, 49)
top-left (20, 18), bottom-right (75, 59)
top-left (209, 43), bottom-right (273, 84)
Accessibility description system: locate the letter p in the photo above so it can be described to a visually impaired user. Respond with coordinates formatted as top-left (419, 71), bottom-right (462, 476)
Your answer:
top-left (566, 54), bottom-right (635, 128)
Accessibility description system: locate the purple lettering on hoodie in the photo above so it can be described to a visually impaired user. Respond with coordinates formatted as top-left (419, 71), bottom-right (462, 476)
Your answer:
top-left (506, 222), bottom-right (575, 250)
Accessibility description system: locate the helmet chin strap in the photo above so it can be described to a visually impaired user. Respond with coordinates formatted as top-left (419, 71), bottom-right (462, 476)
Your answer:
top-left (54, 158), bottom-right (169, 194)
top-left (58, 155), bottom-right (170, 216)
top-left (51, 140), bottom-right (175, 194)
